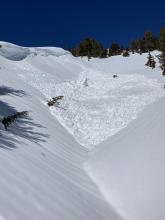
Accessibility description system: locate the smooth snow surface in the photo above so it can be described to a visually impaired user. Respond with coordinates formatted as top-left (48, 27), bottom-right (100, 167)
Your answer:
top-left (0, 42), bottom-right (165, 220)
top-left (86, 96), bottom-right (165, 220)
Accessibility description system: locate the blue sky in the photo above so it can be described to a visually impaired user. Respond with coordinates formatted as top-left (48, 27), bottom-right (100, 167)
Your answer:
top-left (0, 0), bottom-right (164, 48)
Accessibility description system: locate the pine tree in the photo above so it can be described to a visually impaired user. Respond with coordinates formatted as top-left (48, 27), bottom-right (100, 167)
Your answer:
top-left (109, 43), bottom-right (121, 56)
top-left (130, 40), bottom-right (139, 53)
top-left (159, 28), bottom-right (165, 52)
top-left (139, 39), bottom-right (146, 54)
top-left (143, 31), bottom-right (156, 51)
top-left (91, 39), bottom-right (103, 57)
top-left (69, 47), bottom-right (79, 57)
top-left (123, 49), bottom-right (130, 57)
top-left (145, 52), bottom-right (156, 69)
top-left (159, 52), bottom-right (165, 75)
top-left (100, 49), bottom-right (108, 58)
top-left (70, 38), bottom-right (104, 59)
top-left (79, 38), bottom-right (93, 59)
top-left (158, 28), bottom-right (165, 75)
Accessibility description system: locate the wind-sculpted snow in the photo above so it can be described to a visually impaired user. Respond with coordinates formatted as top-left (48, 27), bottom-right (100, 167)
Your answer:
top-left (0, 41), bottom-right (70, 61)
top-left (0, 41), bottom-right (30, 61)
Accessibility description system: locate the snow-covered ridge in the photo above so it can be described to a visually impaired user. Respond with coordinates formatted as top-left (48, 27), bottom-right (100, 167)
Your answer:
top-left (0, 41), bottom-right (70, 61)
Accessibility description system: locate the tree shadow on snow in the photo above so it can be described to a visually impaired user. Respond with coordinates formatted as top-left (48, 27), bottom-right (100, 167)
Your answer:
top-left (0, 86), bottom-right (49, 150)
top-left (0, 86), bottom-right (26, 97)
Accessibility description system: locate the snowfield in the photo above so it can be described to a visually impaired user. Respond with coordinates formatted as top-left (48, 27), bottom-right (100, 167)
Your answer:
top-left (0, 42), bottom-right (165, 220)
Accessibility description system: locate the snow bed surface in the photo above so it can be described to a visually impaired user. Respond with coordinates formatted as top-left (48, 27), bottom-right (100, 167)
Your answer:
top-left (0, 42), bottom-right (165, 220)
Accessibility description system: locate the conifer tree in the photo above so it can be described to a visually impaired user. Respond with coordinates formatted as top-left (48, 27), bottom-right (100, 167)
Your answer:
top-left (159, 28), bottom-right (165, 52)
top-left (139, 39), bottom-right (146, 54)
top-left (130, 40), bottom-right (139, 53)
top-left (91, 39), bottom-right (103, 57)
top-left (158, 28), bottom-right (165, 75)
top-left (123, 48), bottom-right (130, 57)
top-left (100, 49), bottom-right (108, 58)
top-left (109, 43), bottom-right (121, 56)
top-left (70, 38), bottom-right (104, 59)
top-left (159, 52), bottom-right (165, 75)
top-left (79, 38), bottom-right (92, 59)
top-left (143, 31), bottom-right (155, 51)
top-left (145, 52), bottom-right (156, 69)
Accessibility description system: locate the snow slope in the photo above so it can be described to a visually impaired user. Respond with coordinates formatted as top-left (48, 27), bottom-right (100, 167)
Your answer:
top-left (0, 42), bottom-right (165, 220)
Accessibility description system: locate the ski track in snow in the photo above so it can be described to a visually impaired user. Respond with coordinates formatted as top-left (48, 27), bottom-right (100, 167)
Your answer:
top-left (17, 68), bottom-right (165, 150)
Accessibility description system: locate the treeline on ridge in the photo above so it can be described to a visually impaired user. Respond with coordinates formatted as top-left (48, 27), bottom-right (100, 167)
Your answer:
top-left (69, 27), bottom-right (165, 59)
